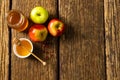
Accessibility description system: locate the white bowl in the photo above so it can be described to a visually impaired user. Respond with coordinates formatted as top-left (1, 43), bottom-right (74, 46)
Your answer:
top-left (13, 38), bottom-right (33, 58)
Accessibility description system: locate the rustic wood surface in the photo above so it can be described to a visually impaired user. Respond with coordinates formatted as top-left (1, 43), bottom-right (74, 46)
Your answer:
top-left (104, 0), bottom-right (120, 80)
top-left (11, 0), bottom-right (58, 80)
top-left (59, 0), bottom-right (105, 80)
top-left (0, 0), bottom-right (120, 80)
top-left (0, 0), bottom-right (9, 80)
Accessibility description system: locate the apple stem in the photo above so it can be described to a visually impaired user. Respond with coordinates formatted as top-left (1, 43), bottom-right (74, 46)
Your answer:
top-left (56, 24), bottom-right (60, 28)
top-left (37, 13), bottom-right (41, 16)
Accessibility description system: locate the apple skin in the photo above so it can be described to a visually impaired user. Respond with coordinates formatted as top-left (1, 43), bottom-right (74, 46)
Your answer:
top-left (30, 6), bottom-right (49, 24)
top-left (28, 24), bottom-right (48, 42)
top-left (48, 18), bottom-right (65, 37)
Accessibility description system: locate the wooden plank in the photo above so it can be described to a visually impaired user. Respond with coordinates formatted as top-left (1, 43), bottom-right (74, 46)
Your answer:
top-left (0, 0), bottom-right (10, 80)
top-left (59, 0), bottom-right (106, 80)
top-left (11, 0), bottom-right (58, 80)
top-left (104, 0), bottom-right (120, 80)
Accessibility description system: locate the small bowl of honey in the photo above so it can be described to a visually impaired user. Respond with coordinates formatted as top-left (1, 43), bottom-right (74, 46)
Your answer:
top-left (13, 38), bottom-right (33, 58)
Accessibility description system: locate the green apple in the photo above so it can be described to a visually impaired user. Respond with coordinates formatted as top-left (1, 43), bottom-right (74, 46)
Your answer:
top-left (28, 24), bottom-right (48, 42)
top-left (30, 6), bottom-right (49, 24)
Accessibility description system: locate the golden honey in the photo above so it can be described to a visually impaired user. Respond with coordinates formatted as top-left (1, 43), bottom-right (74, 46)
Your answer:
top-left (16, 40), bottom-right (32, 56)
top-left (6, 10), bottom-right (28, 31)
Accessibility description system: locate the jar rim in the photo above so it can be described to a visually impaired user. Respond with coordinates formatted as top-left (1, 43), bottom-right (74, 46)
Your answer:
top-left (6, 10), bottom-right (25, 28)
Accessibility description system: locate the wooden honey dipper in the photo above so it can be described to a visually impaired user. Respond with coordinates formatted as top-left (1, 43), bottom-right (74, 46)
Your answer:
top-left (13, 38), bottom-right (46, 66)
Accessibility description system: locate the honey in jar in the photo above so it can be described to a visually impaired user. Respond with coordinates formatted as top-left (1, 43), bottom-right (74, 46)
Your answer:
top-left (6, 10), bottom-right (28, 31)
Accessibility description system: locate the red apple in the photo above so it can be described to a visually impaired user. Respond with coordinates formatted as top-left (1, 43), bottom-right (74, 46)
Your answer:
top-left (28, 24), bottom-right (48, 42)
top-left (48, 18), bottom-right (65, 36)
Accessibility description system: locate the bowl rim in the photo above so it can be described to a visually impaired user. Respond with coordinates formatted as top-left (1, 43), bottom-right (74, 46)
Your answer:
top-left (13, 38), bottom-right (33, 58)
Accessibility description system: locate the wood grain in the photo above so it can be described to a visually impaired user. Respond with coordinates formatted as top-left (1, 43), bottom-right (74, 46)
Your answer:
top-left (59, 0), bottom-right (106, 80)
top-left (104, 0), bottom-right (120, 80)
top-left (1, 0), bottom-right (120, 79)
top-left (11, 0), bottom-right (58, 80)
top-left (0, 0), bottom-right (10, 80)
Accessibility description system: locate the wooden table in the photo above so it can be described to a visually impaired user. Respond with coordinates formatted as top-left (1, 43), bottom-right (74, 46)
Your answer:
top-left (0, 0), bottom-right (120, 80)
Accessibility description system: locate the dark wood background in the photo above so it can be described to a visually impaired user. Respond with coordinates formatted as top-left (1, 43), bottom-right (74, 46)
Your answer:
top-left (0, 0), bottom-right (120, 80)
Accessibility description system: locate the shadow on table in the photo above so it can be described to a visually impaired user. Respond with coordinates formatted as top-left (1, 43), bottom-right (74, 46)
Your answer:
top-left (59, 17), bottom-right (75, 41)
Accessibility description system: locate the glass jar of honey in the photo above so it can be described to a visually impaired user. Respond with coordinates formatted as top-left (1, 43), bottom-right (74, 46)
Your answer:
top-left (6, 10), bottom-right (29, 31)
